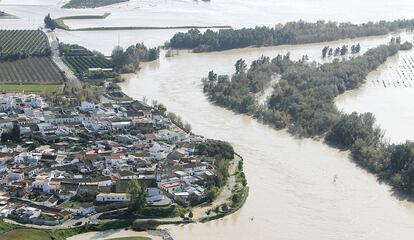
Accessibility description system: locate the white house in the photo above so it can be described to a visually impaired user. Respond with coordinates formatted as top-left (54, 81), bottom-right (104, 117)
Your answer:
top-left (111, 120), bottom-right (133, 130)
top-left (14, 152), bottom-right (40, 164)
top-left (96, 193), bottom-right (129, 202)
top-left (28, 95), bottom-right (43, 108)
top-left (32, 180), bottom-right (60, 193)
top-left (0, 97), bottom-right (15, 111)
top-left (79, 101), bottom-right (96, 112)
top-left (146, 188), bottom-right (167, 204)
top-left (8, 171), bottom-right (24, 182)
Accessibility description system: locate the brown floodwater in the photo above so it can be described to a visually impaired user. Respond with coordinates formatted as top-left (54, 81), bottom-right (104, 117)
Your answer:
top-left (3, 1), bottom-right (414, 239)
top-left (336, 48), bottom-right (414, 144)
top-left (118, 36), bottom-right (414, 239)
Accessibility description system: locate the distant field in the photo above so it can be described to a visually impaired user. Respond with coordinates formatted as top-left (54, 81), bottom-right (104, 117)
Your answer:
top-left (63, 56), bottom-right (113, 73)
top-left (62, 0), bottom-right (129, 8)
top-left (0, 229), bottom-right (52, 240)
top-left (59, 13), bottom-right (110, 19)
top-left (0, 30), bottom-right (50, 60)
top-left (0, 57), bottom-right (65, 84)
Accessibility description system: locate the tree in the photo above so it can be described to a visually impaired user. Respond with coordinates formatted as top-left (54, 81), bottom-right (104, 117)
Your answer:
top-left (235, 59), bottom-right (247, 74)
top-left (44, 14), bottom-right (56, 30)
top-left (322, 46), bottom-right (330, 58)
top-left (183, 122), bottom-right (192, 133)
top-left (1, 122), bottom-right (20, 143)
top-left (334, 47), bottom-right (341, 56)
top-left (340, 45), bottom-right (348, 55)
top-left (355, 43), bottom-right (361, 53)
top-left (127, 179), bottom-right (146, 213)
top-left (188, 211), bottom-right (193, 218)
top-left (328, 47), bottom-right (333, 56)
top-left (111, 46), bottom-right (127, 70)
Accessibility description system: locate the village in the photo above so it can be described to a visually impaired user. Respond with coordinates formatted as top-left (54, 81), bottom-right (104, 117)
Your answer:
top-left (0, 92), bottom-right (226, 227)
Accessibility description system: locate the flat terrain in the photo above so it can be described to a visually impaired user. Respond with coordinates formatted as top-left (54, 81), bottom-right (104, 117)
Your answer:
top-left (0, 57), bottom-right (65, 84)
top-left (63, 56), bottom-right (113, 73)
top-left (0, 84), bottom-right (63, 94)
top-left (62, 0), bottom-right (129, 8)
top-left (0, 229), bottom-right (52, 240)
top-left (0, 30), bottom-right (50, 58)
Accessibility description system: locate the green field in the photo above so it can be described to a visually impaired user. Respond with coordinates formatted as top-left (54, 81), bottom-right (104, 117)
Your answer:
top-left (59, 13), bottom-right (110, 19)
top-left (55, 13), bottom-right (110, 30)
top-left (0, 30), bottom-right (50, 60)
top-left (62, 0), bottom-right (129, 8)
top-left (0, 229), bottom-right (52, 240)
top-left (0, 57), bottom-right (65, 84)
top-left (0, 84), bottom-right (63, 94)
top-left (63, 56), bottom-right (113, 73)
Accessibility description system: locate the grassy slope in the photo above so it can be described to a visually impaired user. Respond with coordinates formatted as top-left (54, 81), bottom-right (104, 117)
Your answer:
top-left (0, 84), bottom-right (63, 94)
top-left (0, 229), bottom-right (52, 240)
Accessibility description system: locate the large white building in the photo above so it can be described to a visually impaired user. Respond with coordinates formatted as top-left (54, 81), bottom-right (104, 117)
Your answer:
top-left (96, 193), bottom-right (129, 202)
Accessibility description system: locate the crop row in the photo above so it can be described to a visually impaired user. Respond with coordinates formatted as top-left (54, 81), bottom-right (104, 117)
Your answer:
top-left (0, 30), bottom-right (51, 59)
top-left (0, 57), bottom-right (65, 84)
top-left (63, 56), bottom-right (113, 73)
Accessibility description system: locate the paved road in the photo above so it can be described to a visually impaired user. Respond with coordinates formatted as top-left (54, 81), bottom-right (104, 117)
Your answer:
top-left (46, 29), bottom-right (82, 89)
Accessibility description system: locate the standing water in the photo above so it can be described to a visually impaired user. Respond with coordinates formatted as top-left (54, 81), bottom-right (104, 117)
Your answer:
top-left (3, 0), bottom-right (414, 239)
top-left (119, 35), bottom-right (414, 240)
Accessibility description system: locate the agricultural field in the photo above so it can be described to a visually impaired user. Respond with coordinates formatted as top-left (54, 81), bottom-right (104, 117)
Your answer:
top-left (0, 30), bottom-right (51, 60)
top-left (0, 84), bottom-right (63, 94)
top-left (0, 229), bottom-right (52, 240)
top-left (0, 57), bottom-right (65, 84)
top-left (62, 0), bottom-right (129, 8)
top-left (63, 56), bottom-right (113, 73)
top-left (369, 53), bottom-right (414, 88)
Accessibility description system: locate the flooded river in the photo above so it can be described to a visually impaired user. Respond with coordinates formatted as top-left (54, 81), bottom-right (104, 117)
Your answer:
top-left (117, 34), bottom-right (414, 239)
top-left (3, 0), bottom-right (414, 239)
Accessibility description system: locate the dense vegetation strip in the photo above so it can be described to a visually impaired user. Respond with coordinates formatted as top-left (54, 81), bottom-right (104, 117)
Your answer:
top-left (0, 30), bottom-right (51, 60)
top-left (203, 40), bottom-right (414, 196)
top-left (62, 0), bottom-right (129, 8)
top-left (167, 19), bottom-right (414, 52)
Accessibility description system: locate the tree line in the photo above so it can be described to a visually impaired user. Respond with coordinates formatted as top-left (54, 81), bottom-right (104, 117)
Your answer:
top-left (167, 19), bottom-right (414, 52)
top-left (322, 43), bottom-right (361, 58)
top-left (203, 39), bottom-right (414, 196)
top-left (111, 43), bottom-right (160, 73)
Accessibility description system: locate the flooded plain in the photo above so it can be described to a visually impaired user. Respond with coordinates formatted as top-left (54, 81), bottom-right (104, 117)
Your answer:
top-left (3, 0), bottom-right (414, 239)
top-left (119, 34), bottom-right (414, 239)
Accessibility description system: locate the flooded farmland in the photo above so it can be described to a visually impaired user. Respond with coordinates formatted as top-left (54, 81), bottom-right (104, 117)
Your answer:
top-left (3, 0), bottom-right (414, 239)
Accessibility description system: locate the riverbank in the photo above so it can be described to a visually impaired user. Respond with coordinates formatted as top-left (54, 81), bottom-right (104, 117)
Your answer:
top-left (0, 153), bottom-right (248, 240)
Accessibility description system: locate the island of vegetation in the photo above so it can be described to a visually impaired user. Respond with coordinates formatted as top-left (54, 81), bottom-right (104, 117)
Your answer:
top-left (166, 19), bottom-right (414, 52)
top-left (203, 36), bottom-right (414, 197)
top-left (62, 0), bottom-right (129, 9)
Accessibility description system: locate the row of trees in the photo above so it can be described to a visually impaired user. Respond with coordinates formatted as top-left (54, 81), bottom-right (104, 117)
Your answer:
top-left (202, 39), bottom-right (414, 195)
top-left (322, 43), bottom-right (361, 58)
top-left (167, 19), bottom-right (414, 52)
top-left (111, 43), bottom-right (160, 73)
